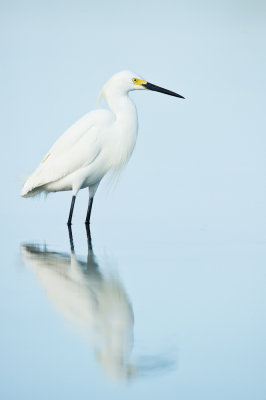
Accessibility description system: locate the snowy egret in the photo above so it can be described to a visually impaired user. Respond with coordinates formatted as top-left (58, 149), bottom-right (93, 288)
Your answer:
top-left (21, 71), bottom-right (184, 225)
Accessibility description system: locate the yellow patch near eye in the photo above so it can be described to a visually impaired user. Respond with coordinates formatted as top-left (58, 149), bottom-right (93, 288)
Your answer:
top-left (132, 78), bottom-right (147, 86)
top-left (42, 153), bottom-right (51, 163)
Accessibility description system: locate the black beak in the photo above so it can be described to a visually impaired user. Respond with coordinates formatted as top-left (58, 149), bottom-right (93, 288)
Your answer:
top-left (143, 82), bottom-right (185, 99)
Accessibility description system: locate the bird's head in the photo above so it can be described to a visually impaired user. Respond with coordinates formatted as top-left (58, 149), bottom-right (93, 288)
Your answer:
top-left (100, 70), bottom-right (185, 100)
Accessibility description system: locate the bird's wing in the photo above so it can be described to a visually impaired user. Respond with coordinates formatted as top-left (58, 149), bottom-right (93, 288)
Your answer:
top-left (22, 109), bottom-right (113, 194)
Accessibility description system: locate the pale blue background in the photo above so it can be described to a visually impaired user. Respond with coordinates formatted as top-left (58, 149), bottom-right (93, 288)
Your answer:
top-left (1, 1), bottom-right (266, 399)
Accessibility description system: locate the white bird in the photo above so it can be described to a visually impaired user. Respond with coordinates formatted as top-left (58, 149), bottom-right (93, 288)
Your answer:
top-left (21, 71), bottom-right (184, 225)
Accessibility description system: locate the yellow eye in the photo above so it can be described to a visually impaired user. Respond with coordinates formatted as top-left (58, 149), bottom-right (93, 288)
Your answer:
top-left (132, 78), bottom-right (147, 86)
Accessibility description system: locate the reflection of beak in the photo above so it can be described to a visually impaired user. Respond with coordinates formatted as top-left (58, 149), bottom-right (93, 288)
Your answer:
top-left (142, 82), bottom-right (185, 99)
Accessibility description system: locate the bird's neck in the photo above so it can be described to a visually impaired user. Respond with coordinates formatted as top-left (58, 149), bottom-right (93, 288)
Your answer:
top-left (105, 90), bottom-right (137, 124)
top-left (105, 90), bottom-right (138, 166)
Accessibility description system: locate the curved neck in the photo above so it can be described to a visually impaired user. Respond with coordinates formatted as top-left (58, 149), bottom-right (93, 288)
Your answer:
top-left (104, 89), bottom-right (137, 125)
top-left (104, 88), bottom-right (138, 166)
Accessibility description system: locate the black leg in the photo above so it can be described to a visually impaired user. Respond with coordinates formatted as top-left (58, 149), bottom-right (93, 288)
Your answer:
top-left (67, 195), bottom-right (76, 226)
top-left (85, 196), bottom-right (94, 225)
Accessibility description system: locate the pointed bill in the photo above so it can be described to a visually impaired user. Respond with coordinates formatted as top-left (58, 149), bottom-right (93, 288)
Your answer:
top-left (143, 82), bottom-right (185, 99)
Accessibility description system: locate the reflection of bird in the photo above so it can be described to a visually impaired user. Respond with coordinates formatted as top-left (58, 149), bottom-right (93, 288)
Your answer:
top-left (20, 226), bottom-right (135, 381)
top-left (21, 71), bottom-right (184, 225)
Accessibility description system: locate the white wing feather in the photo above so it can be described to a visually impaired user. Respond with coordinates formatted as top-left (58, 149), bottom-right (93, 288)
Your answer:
top-left (22, 109), bottom-right (113, 196)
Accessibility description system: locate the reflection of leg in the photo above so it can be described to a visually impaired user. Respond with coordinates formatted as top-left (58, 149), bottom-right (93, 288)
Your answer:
top-left (85, 196), bottom-right (94, 225)
top-left (67, 196), bottom-right (76, 226)
top-left (68, 224), bottom-right (75, 253)
top-left (85, 223), bottom-right (92, 252)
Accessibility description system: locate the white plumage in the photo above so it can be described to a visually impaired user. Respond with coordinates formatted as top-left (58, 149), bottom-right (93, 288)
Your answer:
top-left (21, 70), bottom-right (184, 224)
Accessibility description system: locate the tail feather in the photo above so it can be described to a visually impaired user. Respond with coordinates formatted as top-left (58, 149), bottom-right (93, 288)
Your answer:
top-left (21, 176), bottom-right (45, 198)
top-left (21, 185), bottom-right (45, 198)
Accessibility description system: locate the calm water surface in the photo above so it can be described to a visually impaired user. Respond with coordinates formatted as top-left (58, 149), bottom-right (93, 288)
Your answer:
top-left (1, 215), bottom-right (265, 399)
top-left (2, 0), bottom-right (266, 398)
